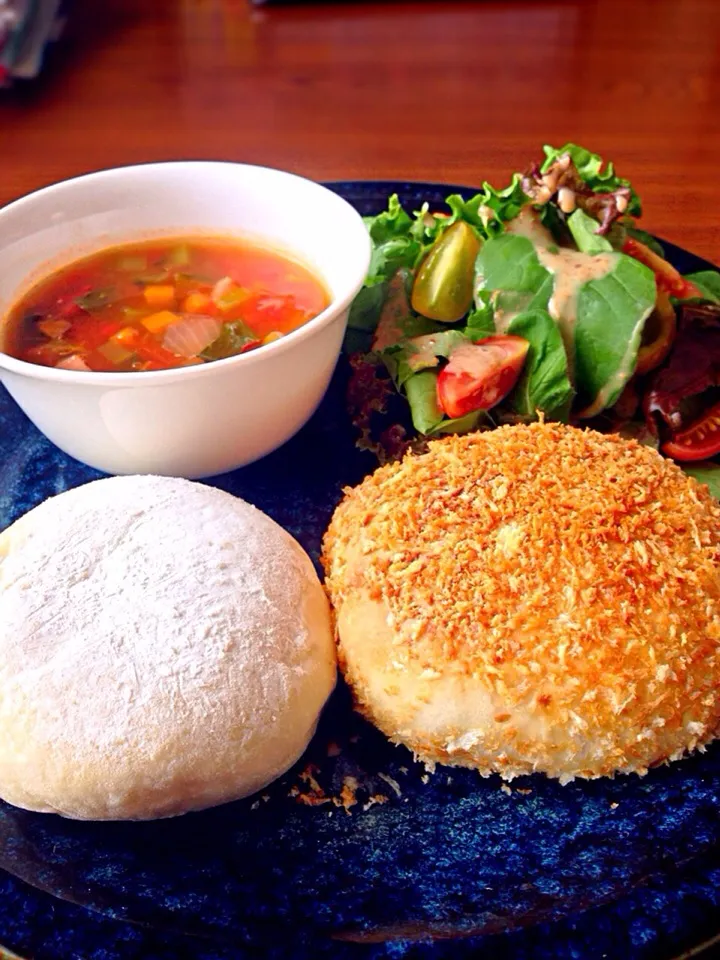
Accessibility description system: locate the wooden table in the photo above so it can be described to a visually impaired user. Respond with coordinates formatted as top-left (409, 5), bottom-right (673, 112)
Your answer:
top-left (1, 0), bottom-right (719, 262)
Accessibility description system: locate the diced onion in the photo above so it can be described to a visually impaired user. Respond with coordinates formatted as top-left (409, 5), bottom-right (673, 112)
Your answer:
top-left (162, 314), bottom-right (223, 358)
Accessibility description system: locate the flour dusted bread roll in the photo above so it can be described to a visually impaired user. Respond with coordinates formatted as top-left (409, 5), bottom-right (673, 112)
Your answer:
top-left (0, 476), bottom-right (335, 819)
top-left (322, 422), bottom-right (720, 782)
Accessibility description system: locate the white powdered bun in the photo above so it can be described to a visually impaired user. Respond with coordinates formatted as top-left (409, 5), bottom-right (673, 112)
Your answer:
top-left (0, 476), bottom-right (336, 820)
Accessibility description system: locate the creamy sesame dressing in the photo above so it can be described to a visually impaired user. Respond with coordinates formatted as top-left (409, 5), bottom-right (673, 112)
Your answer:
top-left (504, 209), bottom-right (616, 353)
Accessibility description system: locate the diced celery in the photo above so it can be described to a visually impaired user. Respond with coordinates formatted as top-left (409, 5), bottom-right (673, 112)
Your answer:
top-left (122, 306), bottom-right (144, 318)
top-left (217, 284), bottom-right (251, 312)
top-left (117, 256), bottom-right (148, 272)
top-left (176, 271), bottom-right (214, 284)
top-left (166, 244), bottom-right (190, 267)
top-left (98, 341), bottom-right (134, 365)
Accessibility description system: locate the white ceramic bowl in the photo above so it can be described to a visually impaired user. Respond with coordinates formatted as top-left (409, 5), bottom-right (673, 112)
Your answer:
top-left (0, 162), bottom-right (371, 478)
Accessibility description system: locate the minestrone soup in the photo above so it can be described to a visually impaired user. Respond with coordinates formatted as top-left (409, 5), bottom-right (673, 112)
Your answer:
top-left (4, 237), bottom-right (330, 372)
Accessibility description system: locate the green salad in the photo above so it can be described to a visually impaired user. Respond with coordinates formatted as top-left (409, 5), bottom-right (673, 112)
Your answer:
top-left (345, 143), bottom-right (720, 488)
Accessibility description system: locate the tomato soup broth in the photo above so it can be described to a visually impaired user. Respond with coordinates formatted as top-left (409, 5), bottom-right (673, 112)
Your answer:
top-left (4, 237), bottom-right (330, 372)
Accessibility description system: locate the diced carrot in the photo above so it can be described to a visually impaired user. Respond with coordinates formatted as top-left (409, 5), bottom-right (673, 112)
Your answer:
top-left (143, 284), bottom-right (176, 308)
top-left (111, 326), bottom-right (141, 347)
top-left (262, 331), bottom-right (283, 344)
top-left (183, 292), bottom-right (213, 314)
top-left (142, 310), bottom-right (180, 334)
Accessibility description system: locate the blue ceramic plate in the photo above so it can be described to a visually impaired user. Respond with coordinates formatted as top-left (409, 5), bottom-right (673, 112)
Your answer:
top-left (1, 181), bottom-right (720, 960)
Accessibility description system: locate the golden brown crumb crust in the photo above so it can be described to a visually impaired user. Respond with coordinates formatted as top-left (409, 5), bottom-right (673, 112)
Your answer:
top-left (322, 422), bottom-right (720, 781)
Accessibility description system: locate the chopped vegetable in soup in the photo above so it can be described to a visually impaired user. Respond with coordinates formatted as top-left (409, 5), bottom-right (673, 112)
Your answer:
top-left (4, 237), bottom-right (330, 372)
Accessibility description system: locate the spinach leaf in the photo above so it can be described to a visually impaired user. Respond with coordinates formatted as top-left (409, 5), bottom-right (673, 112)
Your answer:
top-left (200, 320), bottom-right (257, 361)
top-left (567, 209), bottom-right (613, 254)
top-left (685, 271), bottom-right (720, 303)
top-left (505, 309), bottom-right (574, 421)
top-left (388, 330), bottom-right (469, 387)
top-left (542, 143), bottom-right (642, 216)
top-left (574, 254), bottom-right (656, 416)
top-left (681, 462), bottom-right (720, 499)
top-left (404, 369), bottom-right (444, 434)
top-left (464, 301), bottom-right (496, 338)
top-left (474, 235), bottom-right (554, 328)
top-left (475, 234), bottom-right (552, 295)
top-left (75, 288), bottom-right (116, 311)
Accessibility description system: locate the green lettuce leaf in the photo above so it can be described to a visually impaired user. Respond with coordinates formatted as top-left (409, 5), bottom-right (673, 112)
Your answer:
top-left (684, 271), bottom-right (720, 303)
top-left (428, 411), bottom-right (484, 435)
top-left (574, 254), bottom-right (656, 416)
top-left (567, 208), bottom-right (613, 255)
top-left (364, 194), bottom-right (413, 243)
top-left (409, 176), bottom-right (528, 249)
top-left (442, 176), bottom-right (528, 239)
top-left (681, 462), bottom-right (720, 499)
top-left (363, 195), bottom-right (424, 285)
top-left (504, 309), bottom-right (574, 421)
top-left (404, 369), bottom-right (444, 434)
top-left (367, 235), bottom-right (422, 286)
top-left (541, 143), bottom-right (642, 216)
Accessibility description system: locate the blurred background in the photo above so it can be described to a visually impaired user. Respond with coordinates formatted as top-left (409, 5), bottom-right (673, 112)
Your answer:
top-left (1, 0), bottom-right (719, 260)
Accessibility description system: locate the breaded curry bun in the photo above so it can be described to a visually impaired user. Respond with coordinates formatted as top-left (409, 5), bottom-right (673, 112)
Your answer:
top-left (322, 422), bottom-right (720, 782)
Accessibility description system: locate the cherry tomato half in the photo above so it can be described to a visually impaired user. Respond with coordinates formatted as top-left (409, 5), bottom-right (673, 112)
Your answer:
top-left (411, 221), bottom-right (481, 323)
top-left (662, 400), bottom-right (720, 461)
top-left (436, 335), bottom-right (529, 418)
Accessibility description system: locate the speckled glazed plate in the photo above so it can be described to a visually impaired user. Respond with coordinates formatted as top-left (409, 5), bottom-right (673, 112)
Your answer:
top-left (0, 182), bottom-right (719, 960)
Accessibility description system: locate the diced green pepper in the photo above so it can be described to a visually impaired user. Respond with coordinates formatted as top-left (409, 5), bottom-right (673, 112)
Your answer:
top-left (75, 288), bottom-right (116, 311)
